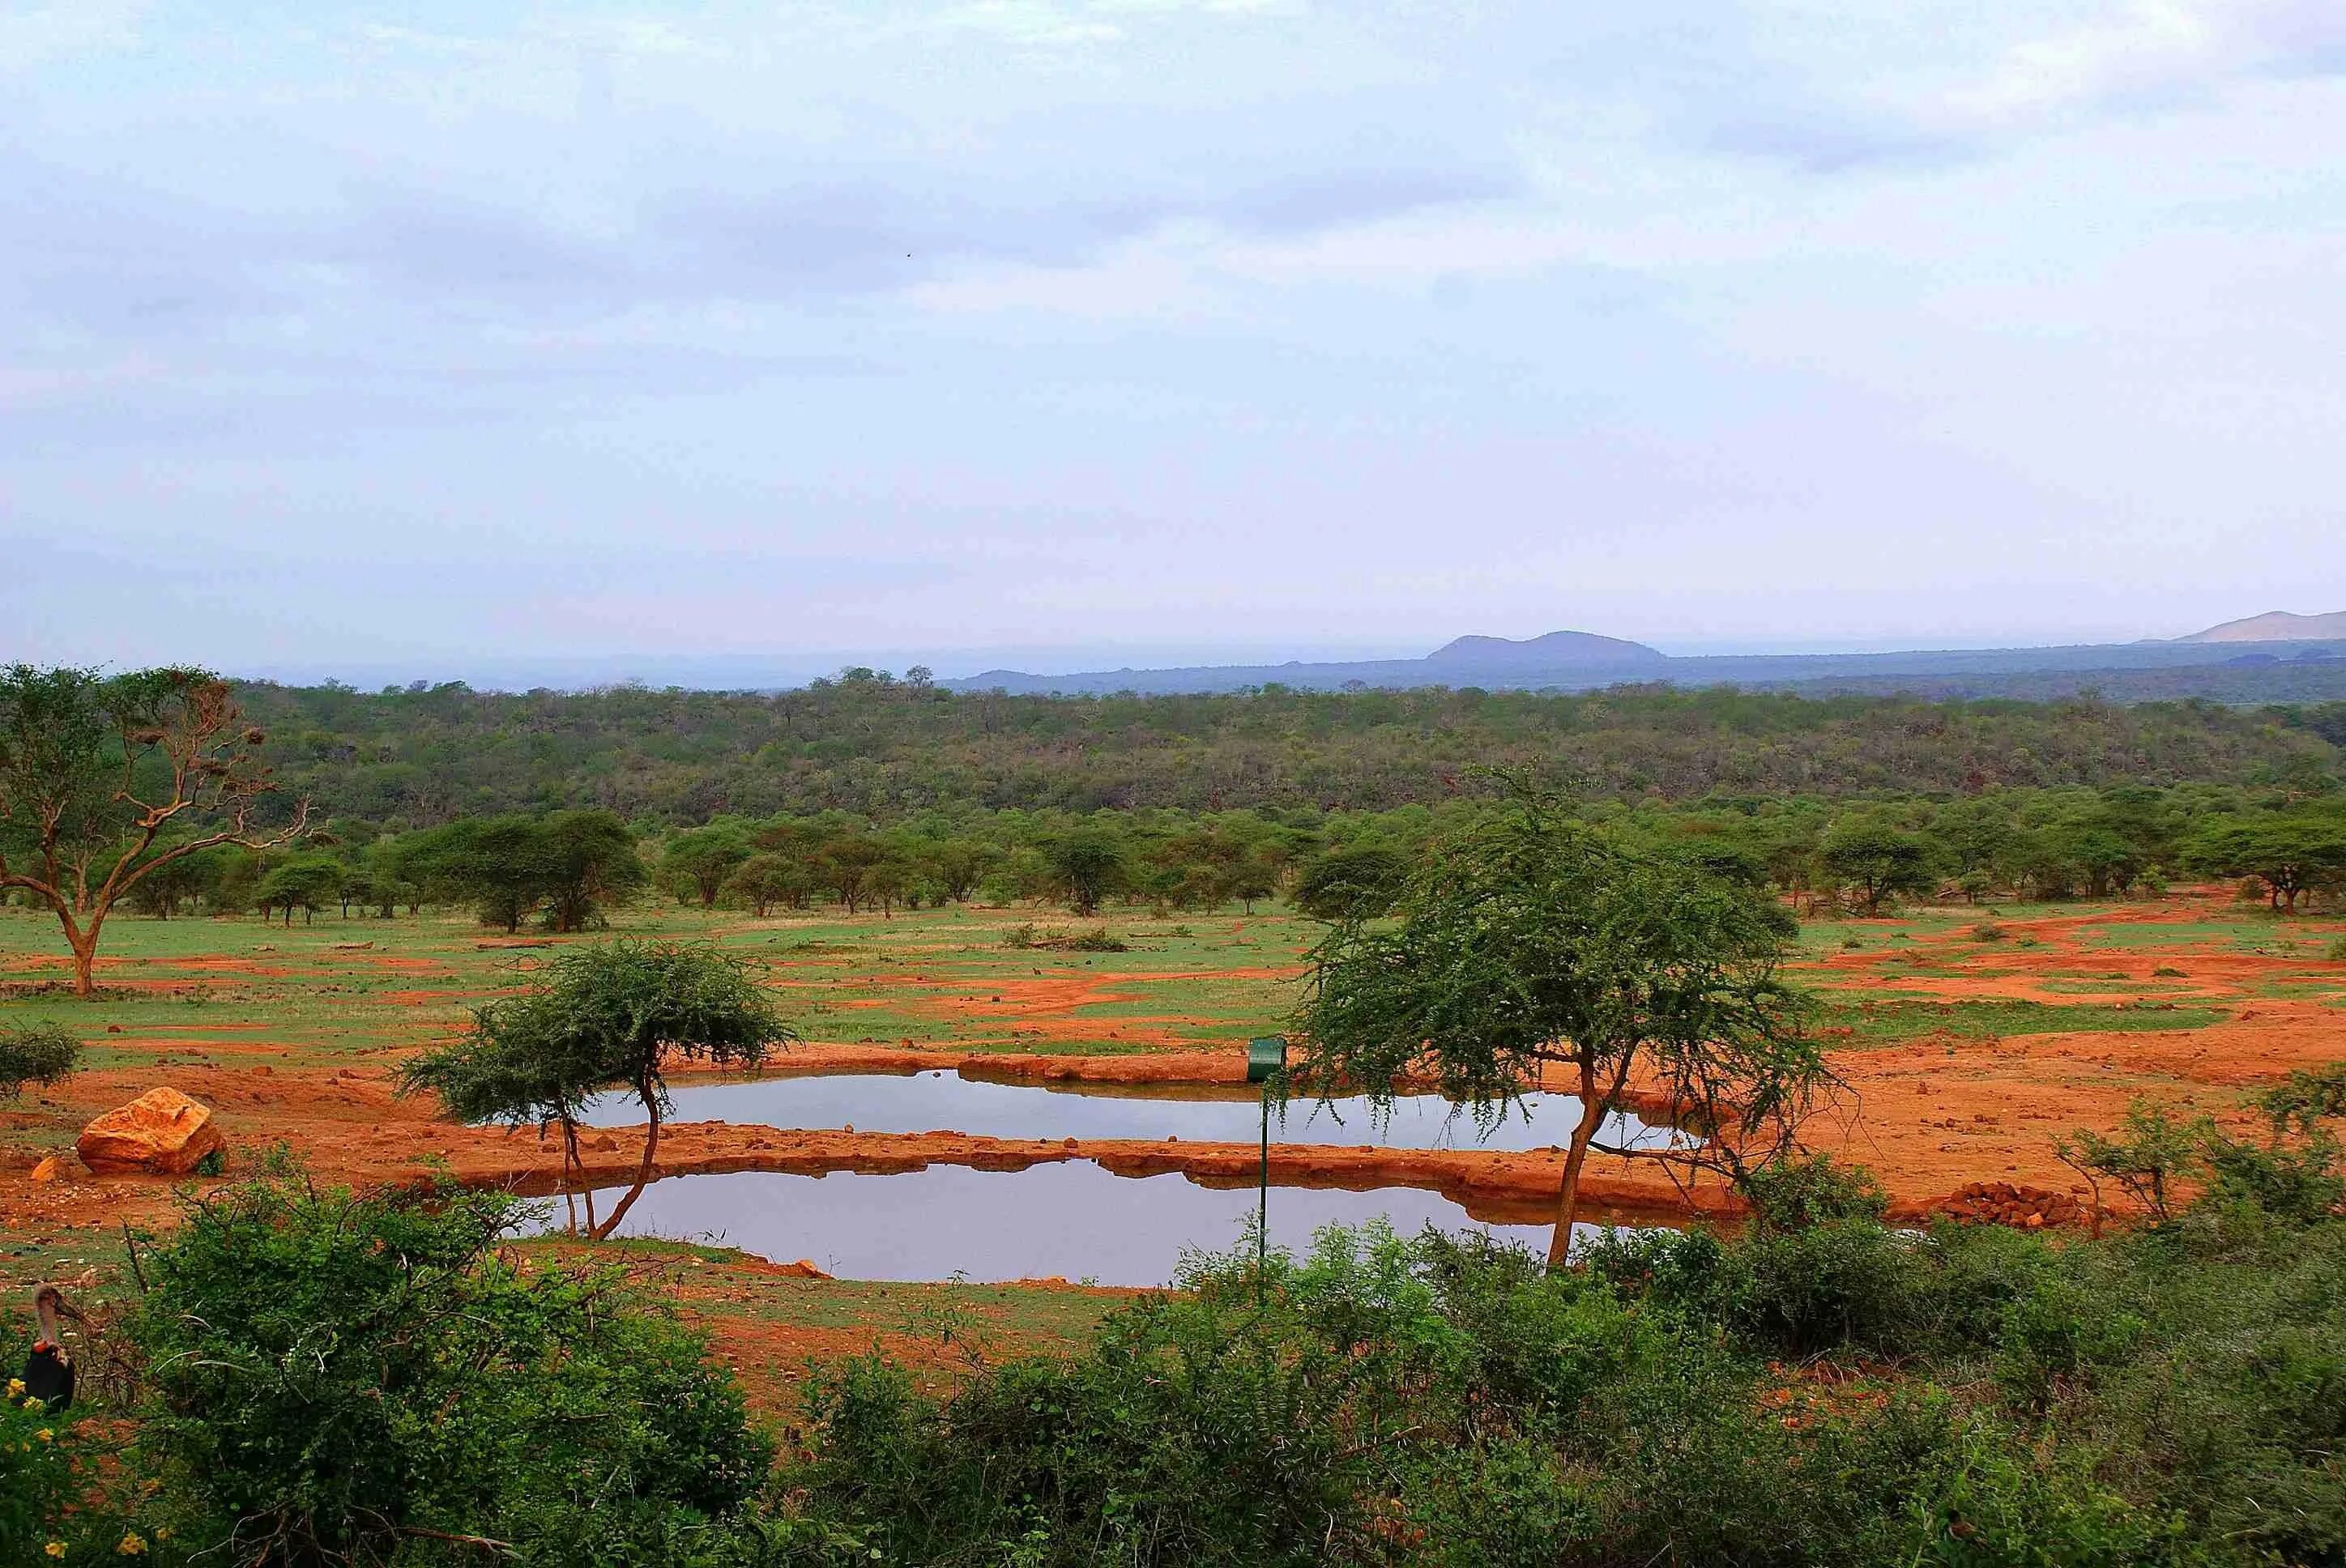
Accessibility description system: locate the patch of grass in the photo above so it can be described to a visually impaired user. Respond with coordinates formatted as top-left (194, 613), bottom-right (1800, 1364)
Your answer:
top-left (1814, 998), bottom-right (2226, 1045)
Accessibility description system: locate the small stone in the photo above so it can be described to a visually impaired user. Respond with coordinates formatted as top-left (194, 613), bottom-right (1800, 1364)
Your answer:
top-left (30, 1157), bottom-right (58, 1183)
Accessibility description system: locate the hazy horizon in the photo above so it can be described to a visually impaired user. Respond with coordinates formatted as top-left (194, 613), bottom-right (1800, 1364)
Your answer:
top-left (9, 4), bottom-right (2344, 672)
top-left (206, 612), bottom-right (2344, 694)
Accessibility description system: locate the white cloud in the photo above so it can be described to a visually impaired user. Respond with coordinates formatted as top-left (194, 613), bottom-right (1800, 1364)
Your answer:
top-left (1936, 0), bottom-right (2346, 131)
top-left (0, 0), bottom-right (145, 69)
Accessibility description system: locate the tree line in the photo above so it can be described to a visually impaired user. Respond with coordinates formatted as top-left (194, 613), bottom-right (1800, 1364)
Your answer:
top-left (10, 665), bottom-right (2344, 995)
top-left (228, 671), bottom-right (2344, 824)
top-left (91, 780), bottom-right (2346, 933)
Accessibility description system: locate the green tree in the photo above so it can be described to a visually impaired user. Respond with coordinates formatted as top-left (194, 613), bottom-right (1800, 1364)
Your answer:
top-left (541, 810), bottom-right (647, 932)
top-left (399, 941), bottom-right (793, 1238)
top-left (811, 831), bottom-right (889, 913)
top-left (920, 839), bottom-right (998, 904)
top-left (1297, 783), bottom-right (1834, 1267)
top-left (406, 812), bottom-right (646, 932)
top-left (406, 815), bottom-right (553, 931)
top-left (0, 666), bottom-right (308, 995)
top-left (1819, 820), bottom-right (1939, 916)
top-left (2185, 812), bottom-right (2346, 911)
top-left (659, 820), bottom-right (753, 909)
top-left (1290, 843), bottom-right (1407, 922)
top-left (724, 852), bottom-right (813, 916)
top-left (123, 839), bottom-right (222, 918)
top-left (1046, 829), bottom-right (1128, 917)
top-left (254, 854), bottom-right (342, 925)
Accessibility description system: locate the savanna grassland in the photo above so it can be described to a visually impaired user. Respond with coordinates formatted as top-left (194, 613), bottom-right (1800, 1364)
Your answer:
top-left (6, 887), bottom-right (2342, 1412)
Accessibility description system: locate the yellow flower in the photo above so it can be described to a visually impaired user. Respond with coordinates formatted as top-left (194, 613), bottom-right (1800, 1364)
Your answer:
top-left (36, 1428), bottom-right (53, 1443)
top-left (45, 1544), bottom-right (66, 1559)
top-left (117, 1532), bottom-right (147, 1556)
top-left (154, 1529), bottom-right (169, 1542)
top-left (23, 1395), bottom-right (45, 1412)
top-left (7, 1378), bottom-right (24, 1396)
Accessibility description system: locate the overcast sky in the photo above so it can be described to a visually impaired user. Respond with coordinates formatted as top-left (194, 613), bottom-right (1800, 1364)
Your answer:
top-left (6, 1), bottom-right (2344, 685)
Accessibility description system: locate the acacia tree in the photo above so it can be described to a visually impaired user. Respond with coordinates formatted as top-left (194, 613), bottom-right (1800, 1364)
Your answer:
top-left (1818, 820), bottom-right (1937, 916)
top-left (2186, 814), bottom-right (2346, 911)
top-left (399, 941), bottom-right (793, 1239)
top-left (659, 821), bottom-right (753, 909)
top-left (1046, 830), bottom-right (1128, 917)
top-left (0, 665), bottom-right (308, 995)
top-left (1296, 783), bottom-right (1834, 1268)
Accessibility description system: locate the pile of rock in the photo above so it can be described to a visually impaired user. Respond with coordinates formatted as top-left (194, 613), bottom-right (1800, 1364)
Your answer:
top-left (1937, 1182), bottom-right (2088, 1229)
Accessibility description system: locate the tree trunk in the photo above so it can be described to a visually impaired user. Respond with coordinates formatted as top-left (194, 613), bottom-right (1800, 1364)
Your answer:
top-left (1548, 1055), bottom-right (1601, 1270)
top-left (67, 921), bottom-right (100, 999)
top-left (560, 1117), bottom-right (584, 1238)
top-left (590, 1087), bottom-right (661, 1240)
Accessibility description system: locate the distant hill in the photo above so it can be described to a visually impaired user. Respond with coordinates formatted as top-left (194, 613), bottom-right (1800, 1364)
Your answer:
top-left (950, 629), bottom-right (1672, 696)
top-left (1425, 629), bottom-right (1666, 671)
top-left (2180, 610), bottom-right (2346, 642)
top-left (944, 624), bottom-right (2346, 699)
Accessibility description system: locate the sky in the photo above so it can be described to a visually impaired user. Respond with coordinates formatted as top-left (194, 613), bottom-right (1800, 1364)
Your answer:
top-left (5, 1), bottom-right (2344, 687)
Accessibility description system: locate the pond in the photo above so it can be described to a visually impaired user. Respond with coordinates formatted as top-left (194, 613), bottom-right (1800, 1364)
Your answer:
top-left (580, 1069), bottom-right (1674, 1153)
top-left (572, 1160), bottom-right (1584, 1286)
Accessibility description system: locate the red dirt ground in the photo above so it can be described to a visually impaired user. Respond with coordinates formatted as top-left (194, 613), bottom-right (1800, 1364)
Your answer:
top-left (2, 893), bottom-right (2340, 1392)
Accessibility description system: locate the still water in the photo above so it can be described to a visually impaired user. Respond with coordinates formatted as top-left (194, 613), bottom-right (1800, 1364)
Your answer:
top-left (579, 1160), bottom-right (1576, 1286)
top-left (581, 1070), bottom-right (1671, 1152)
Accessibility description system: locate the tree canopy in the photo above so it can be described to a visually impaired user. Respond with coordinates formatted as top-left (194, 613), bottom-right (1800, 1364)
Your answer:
top-left (1296, 782), bottom-right (1833, 1266)
top-left (0, 665), bottom-right (306, 993)
top-left (399, 941), bottom-right (794, 1238)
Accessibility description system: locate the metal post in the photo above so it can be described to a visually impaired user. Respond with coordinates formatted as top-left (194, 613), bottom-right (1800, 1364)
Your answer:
top-left (1257, 1084), bottom-right (1270, 1305)
top-left (1245, 1035), bottom-right (1286, 1309)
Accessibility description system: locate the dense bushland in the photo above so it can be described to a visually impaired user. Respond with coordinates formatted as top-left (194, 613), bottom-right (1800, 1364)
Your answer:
top-left (773, 1178), bottom-right (2346, 1566)
top-left (8, 1136), bottom-right (2342, 1562)
top-left (232, 675), bottom-right (2344, 824)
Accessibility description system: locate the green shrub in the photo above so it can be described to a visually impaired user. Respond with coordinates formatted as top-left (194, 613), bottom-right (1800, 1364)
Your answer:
top-left (126, 1169), bottom-right (774, 1566)
top-left (0, 1370), bottom-right (77, 1562)
top-left (0, 1022), bottom-right (79, 1098)
top-left (778, 1221), bottom-right (2186, 1566)
top-left (1738, 1153), bottom-right (1889, 1234)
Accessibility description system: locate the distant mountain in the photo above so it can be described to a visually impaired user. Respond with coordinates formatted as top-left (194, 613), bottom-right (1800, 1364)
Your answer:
top-left (949, 628), bottom-right (1670, 696)
top-left (2181, 610), bottom-right (2346, 642)
top-left (1426, 629), bottom-right (1666, 671)
top-left (944, 623), bottom-right (2346, 701)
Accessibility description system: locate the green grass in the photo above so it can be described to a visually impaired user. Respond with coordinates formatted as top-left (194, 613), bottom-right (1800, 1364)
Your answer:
top-left (1815, 997), bottom-right (2228, 1044)
top-left (0, 897), bottom-right (2274, 1072)
top-left (563, 1238), bottom-right (1119, 1344)
top-left (0, 901), bottom-right (1306, 1063)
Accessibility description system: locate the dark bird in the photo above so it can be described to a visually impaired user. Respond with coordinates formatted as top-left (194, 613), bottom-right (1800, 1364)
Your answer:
top-left (20, 1284), bottom-right (74, 1409)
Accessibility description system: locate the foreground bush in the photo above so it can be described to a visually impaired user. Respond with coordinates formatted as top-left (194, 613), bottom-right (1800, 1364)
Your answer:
top-left (773, 1225), bottom-right (2169, 1566)
top-left (125, 1170), bottom-right (778, 1566)
top-left (17, 1139), bottom-right (2340, 1563)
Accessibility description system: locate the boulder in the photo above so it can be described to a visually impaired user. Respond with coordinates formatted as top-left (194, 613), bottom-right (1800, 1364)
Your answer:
top-left (76, 1088), bottom-right (224, 1175)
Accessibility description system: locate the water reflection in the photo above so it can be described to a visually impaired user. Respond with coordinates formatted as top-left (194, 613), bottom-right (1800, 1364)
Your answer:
top-left (582, 1070), bottom-right (1671, 1153)
top-left (581, 1161), bottom-right (1584, 1286)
